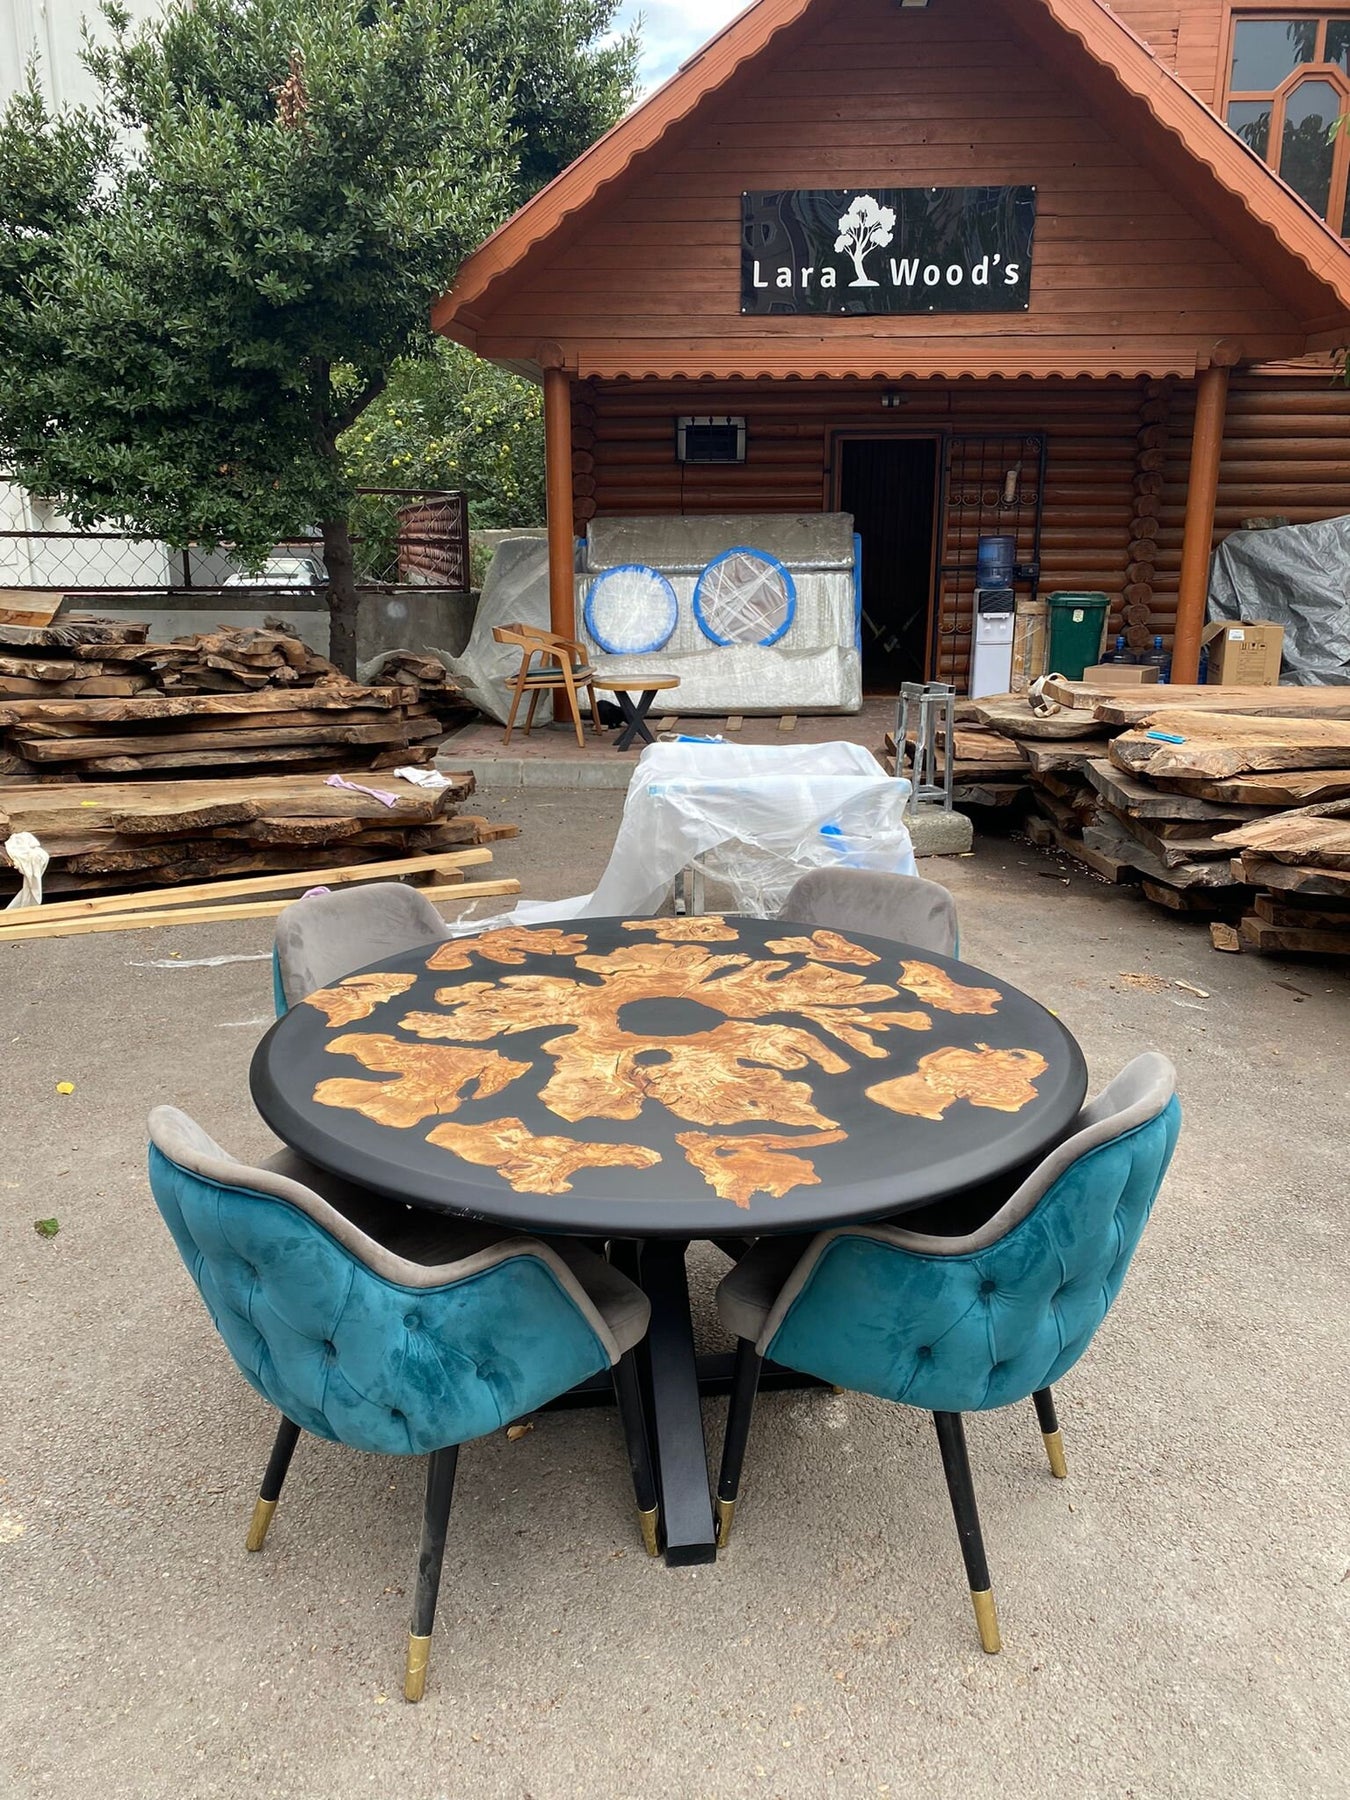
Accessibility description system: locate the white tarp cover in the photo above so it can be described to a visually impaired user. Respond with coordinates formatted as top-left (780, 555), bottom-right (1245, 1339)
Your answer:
top-left (586, 512), bottom-right (855, 571)
top-left (455, 740), bottom-right (915, 930)
top-left (444, 535), bottom-right (559, 724)
top-left (1208, 515), bottom-right (1350, 685)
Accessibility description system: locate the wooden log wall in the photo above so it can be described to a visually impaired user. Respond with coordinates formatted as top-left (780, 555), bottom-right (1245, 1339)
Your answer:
top-left (581, 376), bottom-right (1141, 688)
top-left (1149, 375), bottom-right (1350, 647)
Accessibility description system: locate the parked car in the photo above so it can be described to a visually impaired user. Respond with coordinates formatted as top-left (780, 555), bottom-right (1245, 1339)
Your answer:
top-left (224, 554), bottom-right (326, 587)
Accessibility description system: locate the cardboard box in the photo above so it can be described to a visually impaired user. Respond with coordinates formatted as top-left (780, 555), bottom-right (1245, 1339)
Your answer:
top-left (1083, 663), bottom-right (1159, 687)
top-left (1202, 621), bottom-right (1284, 686)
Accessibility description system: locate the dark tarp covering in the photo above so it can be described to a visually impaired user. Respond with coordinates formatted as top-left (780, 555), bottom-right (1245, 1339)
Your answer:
top-left (1208, 515), bottom-right (1350, 685)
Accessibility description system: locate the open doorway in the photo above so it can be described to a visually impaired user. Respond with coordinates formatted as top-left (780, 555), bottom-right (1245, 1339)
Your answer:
top-left (837, 436), bottom-right (939, 692)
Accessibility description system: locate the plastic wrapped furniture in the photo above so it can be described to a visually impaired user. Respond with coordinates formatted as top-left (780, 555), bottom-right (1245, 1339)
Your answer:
top-left (147, 1107), bottom-right (655, 1701)
top-left (272, 882), bottom-right (455, 1013)
top-left (777, 868), bottom-right (958, 957)
top-left (713, 1053), bottom-right (1180, 1654)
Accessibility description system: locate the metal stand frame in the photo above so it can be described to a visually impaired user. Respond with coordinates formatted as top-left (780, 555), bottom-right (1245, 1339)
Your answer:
top-left (895, 681), bottom-right (956, 812)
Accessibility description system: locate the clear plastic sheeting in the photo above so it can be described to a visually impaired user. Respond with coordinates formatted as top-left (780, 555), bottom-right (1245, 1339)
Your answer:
top-left (693, 548), bottom-right (796, 646)
top-left (577, 513), bottom-right (861, 714)
top-left (1208, 514), bottom-right (1350, 685)
top-left (460, 741), bottom-right (915, 929)
top-left (583, 563), bottom-right (679, 654)
top-left (444, 535), bottom-right (558, 724)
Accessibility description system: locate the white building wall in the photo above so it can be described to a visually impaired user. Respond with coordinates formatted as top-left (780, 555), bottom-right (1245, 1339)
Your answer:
top-left (0, 0), bottom-right (162, 107)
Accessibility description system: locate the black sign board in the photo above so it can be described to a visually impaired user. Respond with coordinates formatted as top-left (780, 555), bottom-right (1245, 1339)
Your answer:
top-left (741, 186), bottom-right (1035, 316)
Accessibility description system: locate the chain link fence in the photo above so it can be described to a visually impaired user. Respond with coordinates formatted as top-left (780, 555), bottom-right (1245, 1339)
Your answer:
top-left (0, 488), bottom-right (470, 593)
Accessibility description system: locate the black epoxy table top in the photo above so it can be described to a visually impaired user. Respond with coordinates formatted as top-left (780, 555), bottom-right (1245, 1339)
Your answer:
top-left (250, 916), bottom-right (1087, 1238)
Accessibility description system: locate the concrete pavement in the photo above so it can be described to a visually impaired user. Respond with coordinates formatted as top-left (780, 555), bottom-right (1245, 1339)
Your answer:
top-left (3, 790), bottom-right (1348, 1799)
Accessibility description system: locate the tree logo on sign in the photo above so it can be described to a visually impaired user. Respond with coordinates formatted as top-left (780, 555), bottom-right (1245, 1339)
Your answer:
top-left (834, 194), bottom-right (896, 288)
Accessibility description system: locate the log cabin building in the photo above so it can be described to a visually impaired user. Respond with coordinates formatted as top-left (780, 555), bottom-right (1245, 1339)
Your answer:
top-left (434, 0), bottom-right (1350, 693)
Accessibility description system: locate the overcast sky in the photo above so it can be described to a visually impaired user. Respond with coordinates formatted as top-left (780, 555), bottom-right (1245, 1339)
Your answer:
top-left (616, 0), bottom-right (751, 90)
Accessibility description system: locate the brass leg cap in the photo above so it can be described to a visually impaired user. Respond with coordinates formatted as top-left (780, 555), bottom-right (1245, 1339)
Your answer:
top-left (971, 1587), bottom-right (1002, 1655)
top-left (404, 1633), bottom-right (432, 1703)
top-left (715, 1495), bottom-right (736, 1550)
top-left (638, 1505), bottom-right (660, 1558)
top-left (1043, 1429), bottom-right (1068, 1480)
top-left (244, 1497), bottom-right (277, 1553)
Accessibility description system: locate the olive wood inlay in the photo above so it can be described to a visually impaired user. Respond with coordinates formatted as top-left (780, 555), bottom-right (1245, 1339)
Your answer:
top-left (764, 929), bottom-right (879, 966)
top-left (300, 971), bottom-right (417, 1027)
top-left (427, 1117), bottom-right (662, 1194)
top-left (675, 1129), bottom-right (848, 1208)
top-left (896, 961), bottom-right (1001, 1015)
top-left (313, 1034), bottom-right (530, 1127)
top-left (425, 925), bottom-right (587, 971)
top-left (866, 1045), bottom-right (1049, 1120)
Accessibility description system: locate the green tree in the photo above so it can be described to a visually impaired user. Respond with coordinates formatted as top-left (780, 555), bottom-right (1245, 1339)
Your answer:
top-left (0, 0), bottom-right (635, 671)
top-left (343, 340), bottom-right (545, 581)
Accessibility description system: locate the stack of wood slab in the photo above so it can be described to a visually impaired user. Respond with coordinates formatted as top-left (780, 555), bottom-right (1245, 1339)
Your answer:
top-left (0, 768), bottom-right (521, 936)
top-left (972, 678), bottom-right (1350, 955)
top-left (0, 618), bottom-right (469, 780)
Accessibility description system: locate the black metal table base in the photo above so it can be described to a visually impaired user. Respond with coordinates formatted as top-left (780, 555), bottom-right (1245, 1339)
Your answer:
top-left (540, 1238), bottom-right (827, 1566)
top-left (610, 687), bottom-right (664, 751)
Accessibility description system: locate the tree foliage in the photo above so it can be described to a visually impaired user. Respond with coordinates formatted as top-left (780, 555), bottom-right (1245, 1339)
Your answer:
top-left (0, 0), bottom-right (635, 667)
top-left (343, 340), bottom-right (545, 535)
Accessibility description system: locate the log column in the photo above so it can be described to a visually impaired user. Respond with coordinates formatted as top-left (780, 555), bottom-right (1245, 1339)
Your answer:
top-left (1172, 358), bottom-right (1232, 684)
top-left (542, 351), bottom-right (576, 644)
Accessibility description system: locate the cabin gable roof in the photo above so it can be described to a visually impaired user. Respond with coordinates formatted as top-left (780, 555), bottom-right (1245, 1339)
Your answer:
top-left (434, 0), bottom-right (1350, 380)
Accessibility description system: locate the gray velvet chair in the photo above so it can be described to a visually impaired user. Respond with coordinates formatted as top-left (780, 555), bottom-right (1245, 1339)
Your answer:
top-left (712, 1053), bottom-right (1179, 1654)
top-left (777, 867), bottom-right (959, 957)
top-left (148, 1106), bottom-right (656, 1700)
top-left (272, 881), bottom-right (456, 1012)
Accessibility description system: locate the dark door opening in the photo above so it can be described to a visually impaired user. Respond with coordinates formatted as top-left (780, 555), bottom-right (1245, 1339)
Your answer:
top-left (838, 437), bottom-right (938, 692)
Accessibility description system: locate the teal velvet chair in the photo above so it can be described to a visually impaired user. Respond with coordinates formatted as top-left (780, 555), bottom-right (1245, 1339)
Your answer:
top-left (713, 1052), bottom-right (1179, 1654)
top-left (272, 882), bottom-right (455, 1015)
top-left (148, 1106), bottom-right (654, 1700)
top-left (777, 867), bottom-right (959, 957)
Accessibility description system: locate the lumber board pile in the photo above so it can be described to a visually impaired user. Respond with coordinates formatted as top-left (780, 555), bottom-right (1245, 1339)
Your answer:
top-left (970, 682), bottom-right (1350, 952)
top-left (0, 618), bottom-right (471, 779)
top-left (0, 767), bottom-right (518, 900)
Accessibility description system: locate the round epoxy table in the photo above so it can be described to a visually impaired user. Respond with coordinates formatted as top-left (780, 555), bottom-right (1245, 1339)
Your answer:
top-left (250, 915), bottom-right (1086, 1563)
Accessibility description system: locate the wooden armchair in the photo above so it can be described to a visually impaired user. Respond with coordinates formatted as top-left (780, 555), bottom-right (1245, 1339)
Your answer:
top-left (492, 622), bottom-right (603, 750)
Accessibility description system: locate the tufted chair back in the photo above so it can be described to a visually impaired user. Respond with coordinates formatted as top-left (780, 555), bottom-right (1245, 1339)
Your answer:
top-left (755, 1053), bottom-right (1179, 1414)
top-left (272, 882), bottom-right (456, 1012)
top-left (148, 1107), bottom-right (621, 1457)
top-left (778, 868), bottom-right (959, 958)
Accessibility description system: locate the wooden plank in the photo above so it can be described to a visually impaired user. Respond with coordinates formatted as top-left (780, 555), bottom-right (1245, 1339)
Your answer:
top-left (1043, 676), bottom-right (1350, 723)
top-left (1234, 856), bottom-right (1350, 897)
top-left (0, 877), bottom-right (520, 940)
top-left (969, 697), bottom-right (1106, 741)
top-left (0, 674), bottom-right (151, 699)
top-left (1143, 879), bottom-right (1245, 916)
top-left (0, 619), bottom-right (150, 649)
top-left (16, 703), bottom-right (410, 739)
top-left (5, 849), bottom-right (494, 922)
top-left (15, 719), bottom-right (435, 761)
top-left (1110, 717), bottom-right (1350, 780)
top-left (0, 771), bottom-right (469, 834)
top-left (1237, 916), bottom-right (1350, 957)
top-left (1148, 769), bottom-right (1350, 807)
top-left (0, 685), bottom-right (401, 725)
top-left (1254, 894), bottom-right (1350, 928)
top-left (1212, 806), bottom-right (1350, 870)
top-left (1022, 741), bottom-right (1102, 775)
top-left (1081, 815), bottom-right (1238, 887)
top-left (1103, 808), bottom-right (1232, 866)
top-left (1082, 758), bottom-right (1262, 822)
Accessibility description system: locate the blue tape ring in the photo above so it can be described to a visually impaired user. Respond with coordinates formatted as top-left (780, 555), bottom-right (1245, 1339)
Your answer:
top-left (692, 547), bottom-right (797, 647)
top-left (583, 564), bottom-right (679, 655)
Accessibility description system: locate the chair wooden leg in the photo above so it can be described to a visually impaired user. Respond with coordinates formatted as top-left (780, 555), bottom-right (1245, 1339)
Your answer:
top-left (1032, 1387), bottom-right (1068, 1478)
top-left (502, 677), bottom-right (527, 746)
top-left (245, 1414), bottom-right (301, 1551)
top-left (404, 1444), bottom-right (459, 1702)
top-left (932, 1411), bottom-right (1001, 1653)
top-left (611, 1350), bottom-right (660, 1556)
top-left (715, 1338), bottom-right (764, 1548)
top-left (560, 667), bottom-right (585, 748)
top-left (523, 686), bottom-right (543, 735)
top-left (586, 679), bottom-right (604, 736)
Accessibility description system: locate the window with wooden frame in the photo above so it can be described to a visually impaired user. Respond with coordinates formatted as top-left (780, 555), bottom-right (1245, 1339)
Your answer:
top-left (1224, 13), bottom-right (1350, 230)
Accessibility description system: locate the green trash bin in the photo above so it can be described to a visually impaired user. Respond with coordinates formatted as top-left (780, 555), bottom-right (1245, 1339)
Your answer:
top-left (1046, 591), bottom-right (1110, 680)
